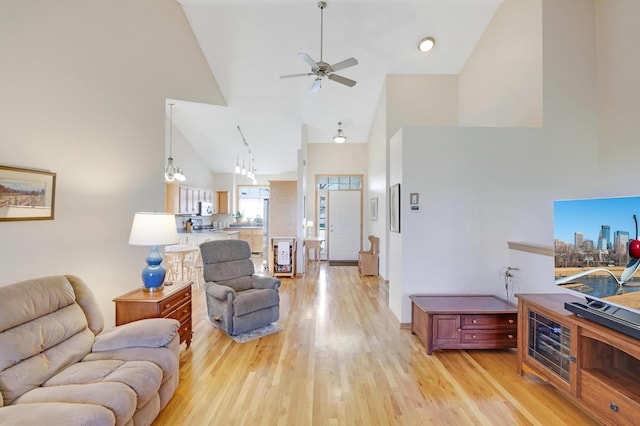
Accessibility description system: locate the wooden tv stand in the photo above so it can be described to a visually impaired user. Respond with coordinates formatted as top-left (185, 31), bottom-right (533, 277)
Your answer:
top-left (517, 293), bottom-right (640, 425)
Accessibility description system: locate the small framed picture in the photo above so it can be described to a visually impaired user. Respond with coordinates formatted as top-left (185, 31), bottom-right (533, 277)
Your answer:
top-left (370, 197), bottom-right (378, 221)
top-left (389, 184), bottom-right (400, 233)
top-left (0, 165), bottom-right (56, 221)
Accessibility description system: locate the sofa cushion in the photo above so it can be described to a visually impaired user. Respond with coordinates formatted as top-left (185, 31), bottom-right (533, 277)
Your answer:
top-left (234, 288), bottom-right (279, 316)
top-left (0, 402), bottom-right (116, 426)
top-left (82, 337), bottom-right (180, 388)
top-left (15, 382), bottom-right (136, 426)
top-left (0, 276), bottom-right (77, 333)
top-left (0, 327), bottom-right (95, 406)
top-left (44, 359), bottom-right (163, 408)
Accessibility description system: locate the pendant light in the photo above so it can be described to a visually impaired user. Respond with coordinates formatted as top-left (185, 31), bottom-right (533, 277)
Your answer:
top-left (236, 125), bottom-right (257, 179)
top-left (333, 121), bottom-right (347, 143)
top-left (235, 125), bottom-right (241, 173)
top-left (165, 103), bottom-right (186, 182)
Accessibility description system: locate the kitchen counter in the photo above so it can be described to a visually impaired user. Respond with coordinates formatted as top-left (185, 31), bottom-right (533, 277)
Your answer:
top-left (178, 228), bottom-right (238, 235)
top-left (226, 224), bottom-right (264, 229)
top-left (176, 229), bottom-right (239, 245)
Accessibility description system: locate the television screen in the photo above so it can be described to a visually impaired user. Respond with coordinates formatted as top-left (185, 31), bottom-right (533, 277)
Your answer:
top-left (554, 195), bottom-right (640, 318)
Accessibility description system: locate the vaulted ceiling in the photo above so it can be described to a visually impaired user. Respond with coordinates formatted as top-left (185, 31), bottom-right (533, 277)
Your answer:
top-left (171, 0), bottom-right (503, 175)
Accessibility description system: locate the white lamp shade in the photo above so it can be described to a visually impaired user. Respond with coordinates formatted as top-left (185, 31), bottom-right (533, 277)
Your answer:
top-left (128, 212), bottom-right (178, 246)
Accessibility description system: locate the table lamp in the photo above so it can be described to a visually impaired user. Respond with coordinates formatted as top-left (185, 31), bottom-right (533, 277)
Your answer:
top-left (128, 212), bottom-right (178, 292)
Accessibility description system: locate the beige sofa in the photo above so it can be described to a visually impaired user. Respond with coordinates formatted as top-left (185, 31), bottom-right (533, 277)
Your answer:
top-left (0, 275), bottom-right (180, 426)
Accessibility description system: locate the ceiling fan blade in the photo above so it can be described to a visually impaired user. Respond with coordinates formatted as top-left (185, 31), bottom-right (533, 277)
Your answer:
top-left (280, 73), bottom-right (313, 79)
top-left (298, 53), bottom-right (318, 70)
top-left (330, 57), bottom-right (358, 72)
top-left (310, 78), bottom-right (322, 94)
top-left (328, 74), bottom-right (356, 87)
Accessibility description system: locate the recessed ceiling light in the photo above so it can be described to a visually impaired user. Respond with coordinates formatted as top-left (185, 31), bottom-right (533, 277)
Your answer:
top-left (417, 36), bottom-right (436, 53)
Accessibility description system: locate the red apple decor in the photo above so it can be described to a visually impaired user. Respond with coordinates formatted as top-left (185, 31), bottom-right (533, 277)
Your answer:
top-left (629, 214), bottom-right (640, 259)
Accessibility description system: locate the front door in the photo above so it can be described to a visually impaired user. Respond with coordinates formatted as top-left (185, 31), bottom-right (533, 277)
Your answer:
top-left (327, 190), bottom-right (361, 261)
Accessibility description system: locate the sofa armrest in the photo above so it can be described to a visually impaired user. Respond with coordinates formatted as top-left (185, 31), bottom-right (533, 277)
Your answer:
top-left (92, 318), bottom-right (179, 352)
top-left (204, 282), bottom-right (236, 301)
top-left (251, 275), bottom-right (281, 290)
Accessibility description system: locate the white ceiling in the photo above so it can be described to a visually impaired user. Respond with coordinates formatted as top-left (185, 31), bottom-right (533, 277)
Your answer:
top-left (172, 0), bottom-right (503, 175)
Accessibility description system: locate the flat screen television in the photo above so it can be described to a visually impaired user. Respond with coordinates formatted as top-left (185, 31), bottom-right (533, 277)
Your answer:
top-left (554, 195), bottom-right (640, 339)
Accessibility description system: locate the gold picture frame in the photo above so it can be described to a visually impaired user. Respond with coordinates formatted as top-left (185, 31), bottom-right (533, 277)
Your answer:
top-left (0, 165), bottom-right (56, 221)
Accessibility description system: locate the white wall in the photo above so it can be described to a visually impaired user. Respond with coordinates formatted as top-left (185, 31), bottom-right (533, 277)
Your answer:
top-left (169, 124), bottom-right (215, 189)
top-left (459, 0), bottom-right (543, 127)
top-left (596, 0), bottom-right (640, 195)
top-left (387, 0), bottom-right (601, 323)
top-left (0, 0), bottom-right (223, 328)
top-left (388, 130), bottom-right (403, 318)
top-left (365, 84), bottom-right (388, 279)
top-left (386, 75), bottom-right (459, 139)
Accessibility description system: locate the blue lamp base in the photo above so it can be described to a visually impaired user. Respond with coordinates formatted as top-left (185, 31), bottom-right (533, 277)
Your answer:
top-left (141, 245), bottom-right (166, 292)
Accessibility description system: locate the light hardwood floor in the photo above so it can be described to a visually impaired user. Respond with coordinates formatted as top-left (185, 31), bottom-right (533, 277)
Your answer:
top-left (154, 263), bottom-right (599, 425)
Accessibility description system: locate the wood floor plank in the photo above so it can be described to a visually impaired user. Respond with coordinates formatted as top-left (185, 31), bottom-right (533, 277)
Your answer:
top-left (153, 264), bottom-right (600, 425)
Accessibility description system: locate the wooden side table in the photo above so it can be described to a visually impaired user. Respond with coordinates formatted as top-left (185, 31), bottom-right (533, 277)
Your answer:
top-left (114, 281), bottom-right (193, 347)
top-left (410, 295), bottom-right (517, 355)
top-left (304, 237), bottom-right (322, 264)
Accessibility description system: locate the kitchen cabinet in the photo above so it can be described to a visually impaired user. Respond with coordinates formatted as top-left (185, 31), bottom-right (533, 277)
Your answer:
top-left (216, 191), bottom-right (230, 214)
top-left (233, 227), bottom-right (263, 253)
top-left (165, 184), bottom-right (214, 215)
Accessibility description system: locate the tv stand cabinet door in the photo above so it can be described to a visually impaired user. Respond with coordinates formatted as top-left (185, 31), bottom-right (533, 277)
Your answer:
top-left (432, 315), bottom-right (461, 351)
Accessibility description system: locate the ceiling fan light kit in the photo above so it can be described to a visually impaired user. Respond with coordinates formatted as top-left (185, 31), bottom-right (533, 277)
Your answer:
top-left (418, 36), bottom-right (436, 53)
top-left (280, 1), bottom-right (358, 93)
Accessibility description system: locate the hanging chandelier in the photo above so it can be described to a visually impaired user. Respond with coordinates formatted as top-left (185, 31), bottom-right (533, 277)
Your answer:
top-left (165, 103), bottom-right (186, 182)
top-left (333, 121), bottom-right (347, 143)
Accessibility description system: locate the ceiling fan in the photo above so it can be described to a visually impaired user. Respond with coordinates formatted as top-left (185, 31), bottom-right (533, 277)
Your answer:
top-left (280, 1), bottom-right (358, 93)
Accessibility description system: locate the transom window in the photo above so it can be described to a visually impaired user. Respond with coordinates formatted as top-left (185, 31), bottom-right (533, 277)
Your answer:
top-left (317, 176), bottom-right (361, 190)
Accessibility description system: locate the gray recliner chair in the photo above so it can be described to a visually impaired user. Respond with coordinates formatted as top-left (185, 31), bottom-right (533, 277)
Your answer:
top-left (201, 239), bottom-right (281, 335)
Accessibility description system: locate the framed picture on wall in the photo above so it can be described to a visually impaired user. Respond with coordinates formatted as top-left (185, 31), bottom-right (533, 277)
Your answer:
top-left (0, 165), bottom-right (56, 221)
top-left (389, 183), bottom-right (400, 233)
top-left (370, 197), bottom-right (378, 221)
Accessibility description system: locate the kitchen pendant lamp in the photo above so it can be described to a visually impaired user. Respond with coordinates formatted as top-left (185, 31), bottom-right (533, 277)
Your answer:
top-left (165, 103), bottom-right (186, 182)
top-left (236, 125), bottom-right (257, 179)
top-left (333, 122), bottom-right (347, 143)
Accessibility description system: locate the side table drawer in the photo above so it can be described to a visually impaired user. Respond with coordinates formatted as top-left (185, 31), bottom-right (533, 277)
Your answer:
top-left (160, 287), bottom-right (192, 317)
top-left (165, 300), bottom-right (191, 324)
top-left (178, 321), bottom-right (192, 345)
top-left (462, 314), bottom-right (517, 328)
